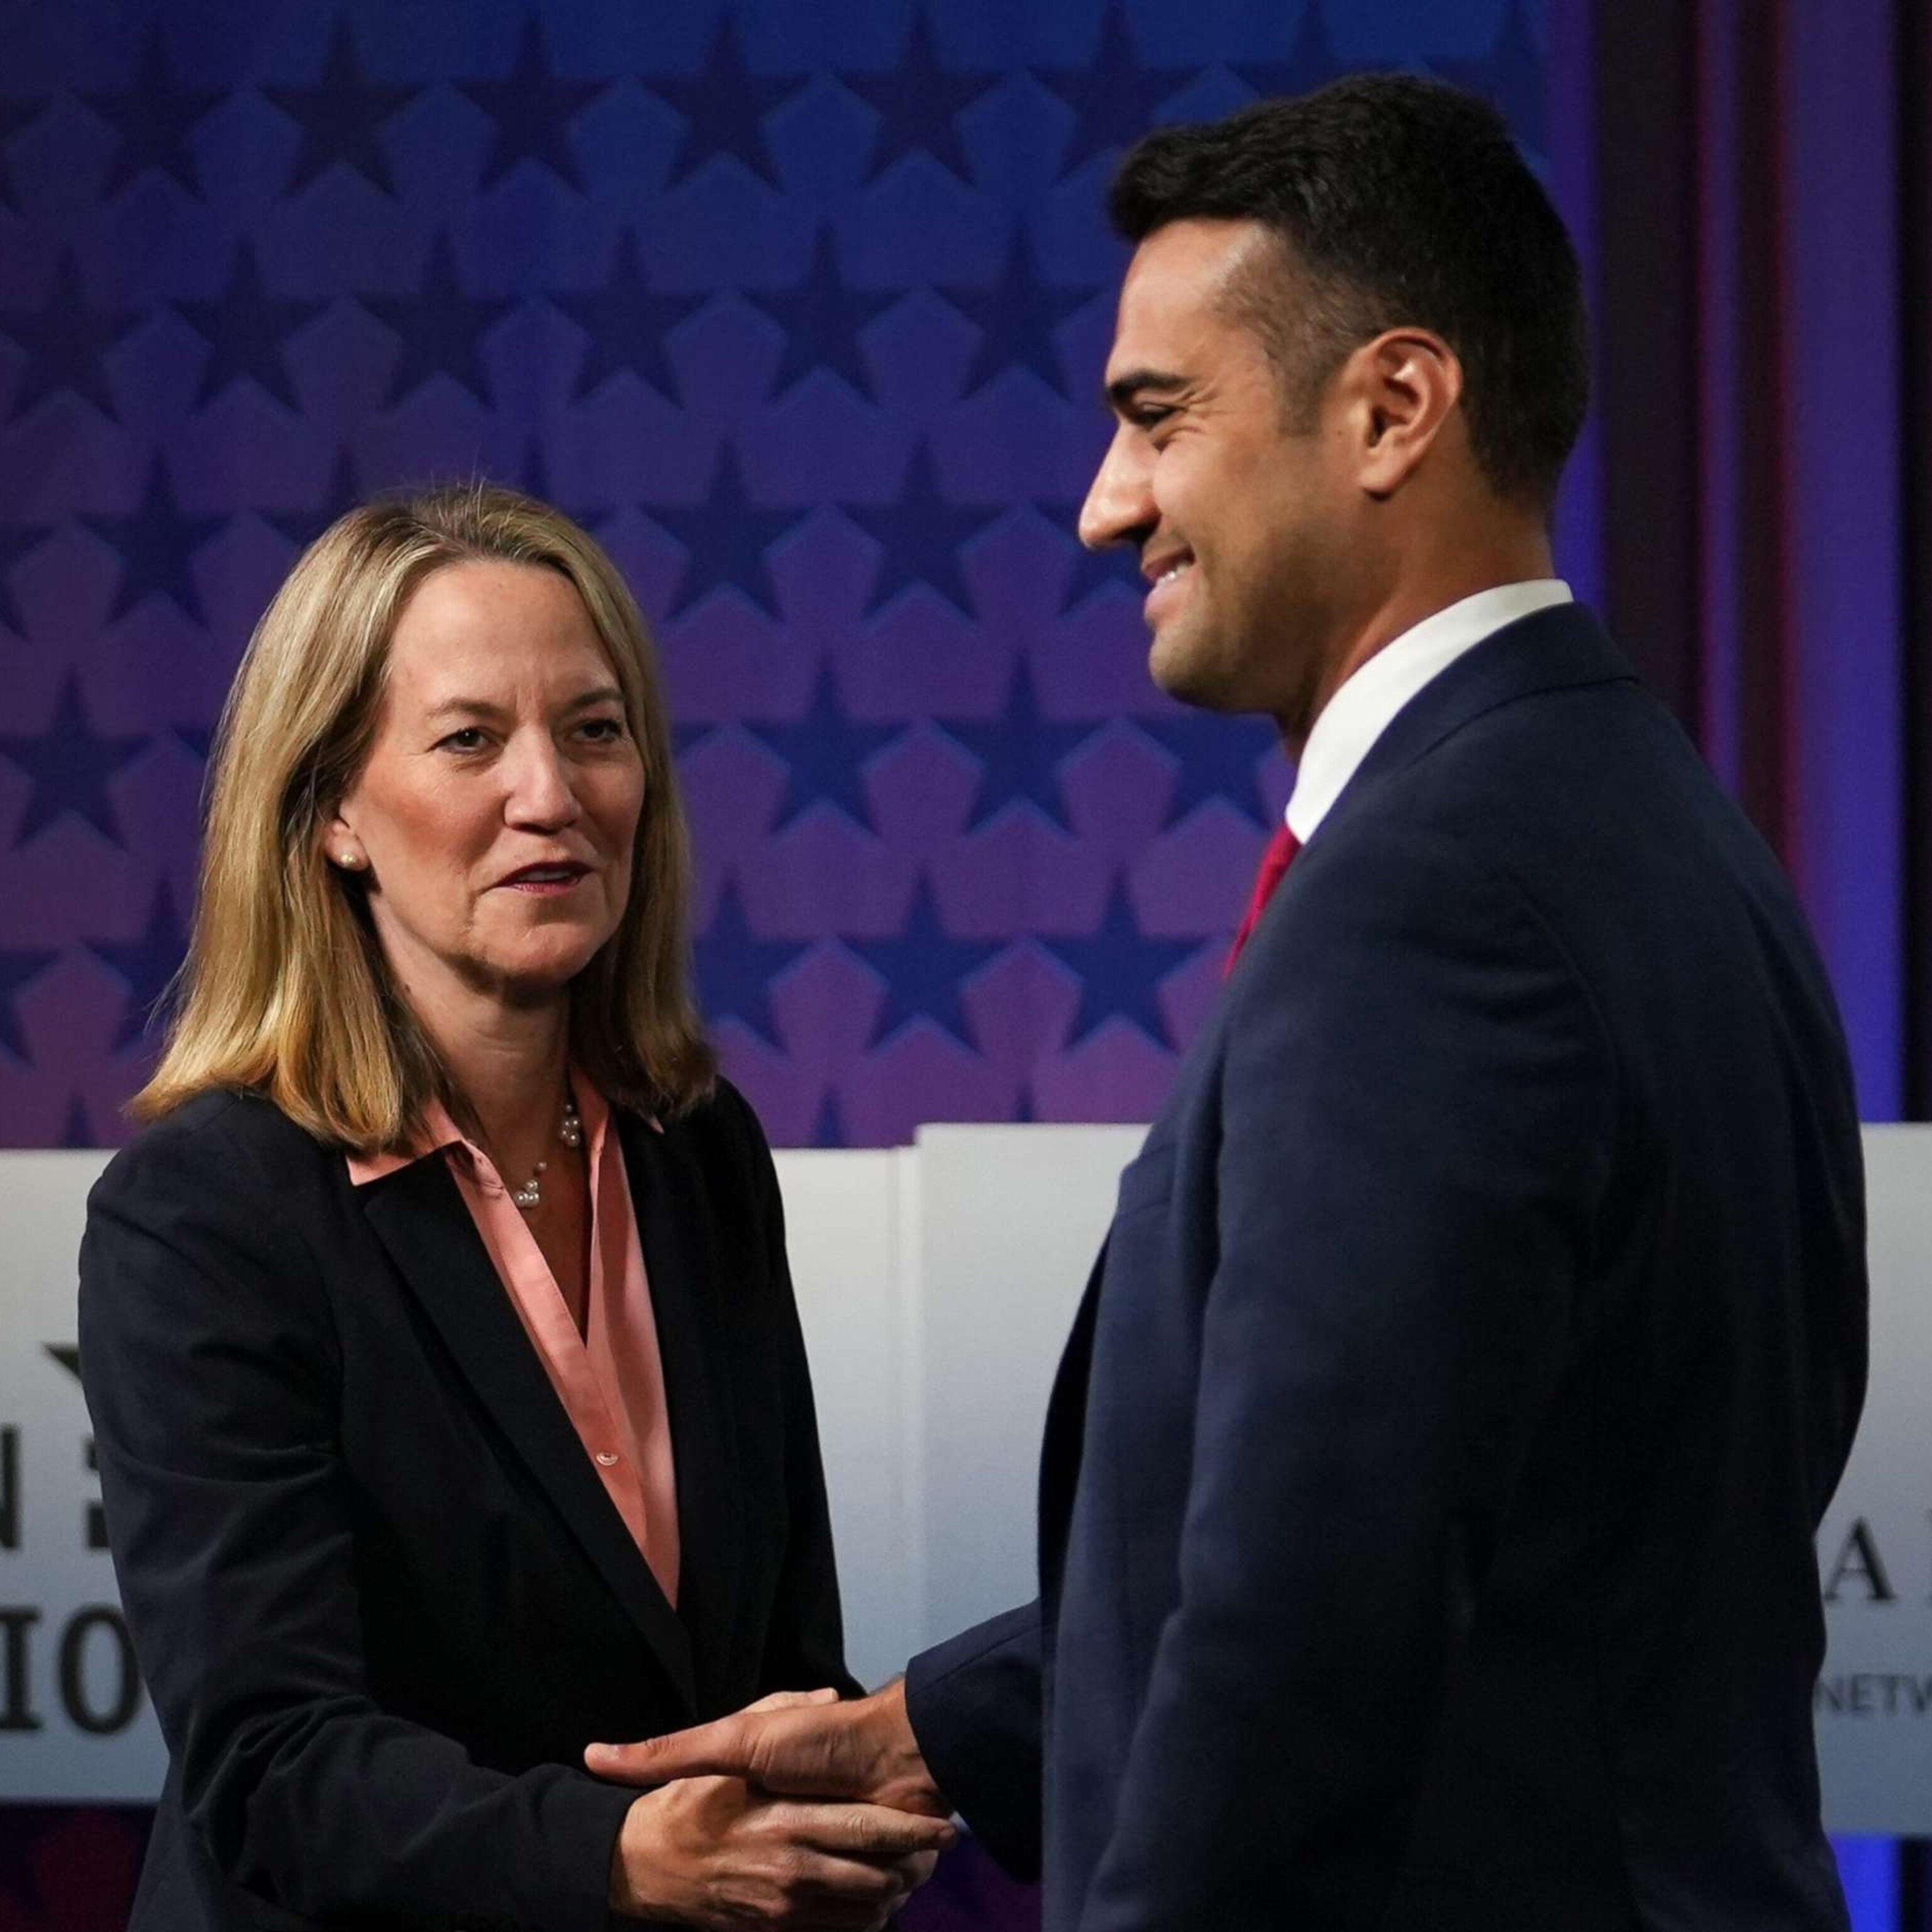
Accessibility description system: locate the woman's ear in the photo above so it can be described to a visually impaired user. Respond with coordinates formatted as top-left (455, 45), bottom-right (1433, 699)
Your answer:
top-left (324, 811), bottom-right (367, 874)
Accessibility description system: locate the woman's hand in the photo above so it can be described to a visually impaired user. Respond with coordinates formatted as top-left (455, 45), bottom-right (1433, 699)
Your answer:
top-left (608, 1773), bottom-right (950, 1929)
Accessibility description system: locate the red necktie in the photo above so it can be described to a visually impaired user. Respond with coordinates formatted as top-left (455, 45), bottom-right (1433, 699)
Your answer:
top-left (1224, 824), bottom-right (1301, 975)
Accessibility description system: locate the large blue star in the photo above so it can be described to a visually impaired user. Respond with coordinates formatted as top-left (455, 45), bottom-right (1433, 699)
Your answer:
top-left (936, 663), bottom-right (1099, 833)
top-left (1138, 712), bottom-right (1278, 829)
top-left (1234, 0), bottom-right (1360, 102)
top-left (747, 226), bottom-right (898, 401)
top-left (550, 230), bottom-right (703, 404)
top-left (266, 447), bottom-right (364, 557)
top-left (362, 232), bottom-right (519, 406)
top-left (845, 442), bottom-right (1001, 618)
top-left (0, 675), bottom-right (147, 847)
top-left (457, 18), bottom-right (611, 194)
top-left (0, 252), bottom-right (143, 423)
top-left (175, 240), bottom-right (328, 411)
top-left (1428, 0), bottom-right (1547, 158)
top-left (0, 92), bottom-right (52, 211)
top-left (692, 884), bottom-right (808, 1049)
top-left (80, 25), bottom-right (225, 198)
top-left (840, 9), bottom-right (1001, 187)
top-left (648, 447), bottom-right (804, 620)
top-left (83, 457), bottom-right (226, 624)
top-left (0, 947), bottom-right (57, 1062)
top-left (1043, 882), bottom-right (1198, 1049)
top-left (648, 15), bottom-right (806, 191)
top-left (940, 232), bottom-right (1097, 397)
top-left (748, 667), bottom-right (898, 832)
top-left (90, 882), bottom-right (189, 1050)
top-left (1036, 0), bottom-right (1199, 180)
top-left (0, 523), bottom-right (51, 635)
top-left (853, 881), bottom-right (999, 1047)
top-left (265, 19), bottom-right (416, 197)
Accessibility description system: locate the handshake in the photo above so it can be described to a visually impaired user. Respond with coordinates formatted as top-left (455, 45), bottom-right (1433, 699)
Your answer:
top-left (586, 1679), bottom-right (950, 1930)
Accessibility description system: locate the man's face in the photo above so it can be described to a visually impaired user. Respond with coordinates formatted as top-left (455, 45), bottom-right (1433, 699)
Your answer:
top-left (1080, 218), bottom-right (1360, 728)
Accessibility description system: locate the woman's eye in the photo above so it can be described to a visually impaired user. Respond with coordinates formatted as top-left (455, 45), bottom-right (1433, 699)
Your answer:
top-left (577, 716), bottom-right (627, 742)
top-left (438, 727), bottom-right (489, 752)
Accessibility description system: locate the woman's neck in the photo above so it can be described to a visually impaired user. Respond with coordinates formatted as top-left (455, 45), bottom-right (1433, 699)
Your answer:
top-left (406, 975), bottom-right (574, 1176)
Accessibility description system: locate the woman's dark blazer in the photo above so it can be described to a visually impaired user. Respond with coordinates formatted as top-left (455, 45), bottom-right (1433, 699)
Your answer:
top-left (77, 1075), bottom-right (855, 1932)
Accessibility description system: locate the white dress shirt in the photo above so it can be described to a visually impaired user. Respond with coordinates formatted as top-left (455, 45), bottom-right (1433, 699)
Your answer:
top-left (1284, 579), bottom-right (1575, 844)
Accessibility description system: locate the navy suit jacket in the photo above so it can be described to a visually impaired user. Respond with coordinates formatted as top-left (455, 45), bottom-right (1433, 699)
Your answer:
top-left (905, 606), bottom-right (1867, 1931)
top-left (79, 1077), bottom-right (853, 1932)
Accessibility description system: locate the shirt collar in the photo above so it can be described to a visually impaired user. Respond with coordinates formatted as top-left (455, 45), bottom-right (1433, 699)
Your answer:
top-left (344, 1071), bottom-right (611, 1188)
top-left (1285, 579), bottom-right (1574, 844)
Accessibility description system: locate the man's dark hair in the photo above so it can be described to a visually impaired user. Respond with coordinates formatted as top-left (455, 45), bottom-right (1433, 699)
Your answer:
top-left (1109, 74), bottom-right (1589, 513)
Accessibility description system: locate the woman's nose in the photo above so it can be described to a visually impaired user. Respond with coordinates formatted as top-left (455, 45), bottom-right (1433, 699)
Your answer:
top-left (504, 735), bottom-right (583, 828)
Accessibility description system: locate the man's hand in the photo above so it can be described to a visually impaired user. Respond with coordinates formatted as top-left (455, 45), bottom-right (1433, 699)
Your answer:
top-left (588, 1680), bottom-right (946, 1819)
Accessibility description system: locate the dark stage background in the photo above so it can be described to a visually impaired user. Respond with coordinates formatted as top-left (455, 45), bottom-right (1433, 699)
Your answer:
top-left (0, 0), bottom-right (1926, 1924)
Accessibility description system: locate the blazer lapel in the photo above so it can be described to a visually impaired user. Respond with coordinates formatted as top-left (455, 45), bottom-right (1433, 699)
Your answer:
top-left (616, 1112), bottom-right (744, 1705)
top-left (358, 1155), bottom-right (698, 1715)
top-left (1037, 1242), bottom-right (1106, 1621)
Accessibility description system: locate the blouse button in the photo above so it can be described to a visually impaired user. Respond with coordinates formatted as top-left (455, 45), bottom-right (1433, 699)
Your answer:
top-left (594, 1450), bottom-right (619, 1467)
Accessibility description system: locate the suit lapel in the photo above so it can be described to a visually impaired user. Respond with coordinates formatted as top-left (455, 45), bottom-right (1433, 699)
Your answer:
top-left (358, 1153), bottom-right (698, 1715)
top-left (1037, 1241), bottom-right (1106, 1618)
top-left (616, 1112), bottom-right (745, 1703)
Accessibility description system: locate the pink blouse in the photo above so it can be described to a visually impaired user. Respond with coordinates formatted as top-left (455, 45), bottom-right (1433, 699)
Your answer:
top-left (347, 1079), bottom-right (680, 1605)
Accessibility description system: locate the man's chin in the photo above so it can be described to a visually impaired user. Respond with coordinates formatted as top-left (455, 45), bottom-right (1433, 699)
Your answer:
top-left (1148, 630), bottom-right (1244, 713)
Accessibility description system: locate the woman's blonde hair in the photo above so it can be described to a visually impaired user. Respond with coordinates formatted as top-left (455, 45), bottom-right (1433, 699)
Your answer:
top-left (134, 482), bottom-right (715, 1148)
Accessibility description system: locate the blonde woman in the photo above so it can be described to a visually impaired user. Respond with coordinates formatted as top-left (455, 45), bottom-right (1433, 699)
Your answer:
top-left (77, 486), bottom-right (950, 1932)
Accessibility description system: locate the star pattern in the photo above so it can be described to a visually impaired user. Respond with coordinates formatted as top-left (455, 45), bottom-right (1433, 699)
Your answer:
top-left (650, 16), bottom-right (808, 191)
top-left (693, 886), bottom-right (809, 1048)
top-left (0, 676), bottom-right (147, 847)
top-left (89, 883), bottom-right (188, 1049)
top-left (1036, 0), bottom-right (1200, 180)
top-left (1043, 883), bottom-right (1198, 1048)
top-left (748, 226), bottom-right (899, 400)
top-left (0, 252), bottom-right (143, 423)
top-left (362, 233), bottom-right (519, 406)
top-left (940, 233), bottom-right (1096, 397)
top-left (83, 457), bottom-right (226, 624)
top-left (853, 882), bottom-right (999, 1045)
top-left (80, 25), bottom-right (225, 198)
top-left (266, 448), bottom-right (364, 555)
top-left (265, 20), bottom-right (416, 197)
top-left (938, 665), bottom-right (1099, 832)
top-left (1428, 0), bottom-right (1547, 158)
top-left (457, 18), bottom-right (611, 194)
top-left (648, 448), bottom-right (804, 619)
top-left (841, 9), bottom-right (1001, 187)
top-left (551, 231), bottom-right (704, 403)
top-left (0, 92), bottom-right (52, 210)
top-left (0, 947), bottom-right (58, 1061)
top-left (1140, 713), bottom-right (1277, 828)
top-left (175, 242), bottom-right (329, 410)
top-left (0, 522), bottom-right (51, 635)
top-left (0, 0), bottom-right (1557, 1191)
top-left (749, 667), bottom-right (898, 831)
top-left (845, 441), bottom-right (1001, 616)
top-left (1235, 0), bottom-right (1362, 102)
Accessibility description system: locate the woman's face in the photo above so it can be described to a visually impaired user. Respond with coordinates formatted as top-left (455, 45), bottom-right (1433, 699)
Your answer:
top-left (327, 560), bottom-right (645, 1013)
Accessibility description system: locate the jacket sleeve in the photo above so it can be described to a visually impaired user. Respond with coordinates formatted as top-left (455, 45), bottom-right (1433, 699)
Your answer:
top-left (78, 1106), bottom-right (635, 1932)
top-left (726, 1084), bottom-right (865, 1704)
top-left (905, 1602), bottom-right (1043, 1880)
top-left (1075, 823), bottom-right (1613, 1932)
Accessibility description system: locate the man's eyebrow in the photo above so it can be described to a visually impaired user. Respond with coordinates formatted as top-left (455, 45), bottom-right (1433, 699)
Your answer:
top-left (1104, 367), bottom-right (1189, 415)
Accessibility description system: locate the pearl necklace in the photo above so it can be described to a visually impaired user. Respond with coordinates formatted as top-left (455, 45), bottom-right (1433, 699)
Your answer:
top-left (510, 1096), bottom-right (584, 1211)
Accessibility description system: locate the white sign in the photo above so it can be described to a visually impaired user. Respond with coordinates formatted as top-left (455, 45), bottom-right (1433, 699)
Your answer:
top-left (0, 1128), bottom-right (1927, 1831)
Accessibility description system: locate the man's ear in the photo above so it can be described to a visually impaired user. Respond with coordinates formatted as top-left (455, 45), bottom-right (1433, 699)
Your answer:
top-left (1343, 328), bottom-right (1463, 499)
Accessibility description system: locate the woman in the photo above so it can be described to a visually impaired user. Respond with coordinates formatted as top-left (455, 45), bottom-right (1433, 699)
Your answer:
top-left (77, 485), bottom-right (951, 1930)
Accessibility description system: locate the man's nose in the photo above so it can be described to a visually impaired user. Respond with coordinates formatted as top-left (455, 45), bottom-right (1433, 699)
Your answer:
top-left (1077, 425), bottom-right (1155, 552)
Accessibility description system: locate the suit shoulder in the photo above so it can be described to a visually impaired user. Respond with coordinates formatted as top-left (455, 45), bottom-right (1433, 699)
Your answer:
top-left (91, 1089), bottom-right (332, 1223)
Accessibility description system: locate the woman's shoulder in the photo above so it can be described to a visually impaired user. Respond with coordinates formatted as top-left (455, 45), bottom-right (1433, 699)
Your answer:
top-left (92, 1088), bottom-right (336, 1218)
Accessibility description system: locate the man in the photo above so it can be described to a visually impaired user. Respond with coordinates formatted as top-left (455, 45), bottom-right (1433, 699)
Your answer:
top-left (590, 75), bottom-right (1867, 1931)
